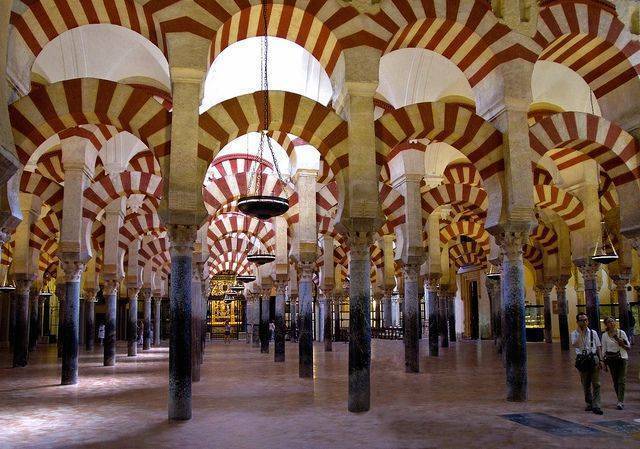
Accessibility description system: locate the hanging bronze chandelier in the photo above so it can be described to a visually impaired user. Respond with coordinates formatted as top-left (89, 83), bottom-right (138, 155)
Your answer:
top-left (237, 0), bottom-right (289, 220)
top-left (486, 264), bottom-right (501, 280)
top-left (591, 221), bottom-right (618, 265)
top-left (236, 274), bottom-right (256, 283)
top-left (247, 253), bottom-right (276, 265)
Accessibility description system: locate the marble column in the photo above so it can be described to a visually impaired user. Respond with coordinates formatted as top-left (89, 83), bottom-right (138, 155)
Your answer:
top-left (13, 277), bottom-right (32, 367)
top-left (168, 224), bottom-right (196, 421)
top-left (260, 291), bottom-right (270, 354)
top-left (542, 284), bottom-right (553, 344)
top-left (324, 294), bottom-right (333, 352)
top-left (289, 294), bottom-right (298, 337)
top-left (142, 288), bottom-right (152, 350)
top-left (382, 292), bottom-right (392, 328)
top-left (499, 231), bottom-right (528, 402)
top-left (37, 296), bottom-right (45, 339)
top-left (486, 276), bottom-right (502, 350)
top-left (555, 276), bottom-right (570, 351)
top-left (0, 291), bottom-right (10, 348)
top-left (578, 262), bottom-right (601, 333)
top-left (61, 259), bottom-right (84, 385)
top-left (438, 289), bottom-right (449, 348)
top-left (613, 275), bottom-right (631, 338)
top-left (78, 298), bottom-right (85, 348)
top-left (153, 297), bottom-right (161, 346)
top-left (299, 262), bottom-right (314, 378)
top-left (403, 263), bottom-right (421, 373)
top-left (334, 295), bottom-right (341, 341)
top-left (250, 294), bottom-right (260, 348)
top-left (127, 287), bottom-right (139, 357)
top-left (28, 288), bottom-right (39, 351)
top-left (85, 295), bottom-right (95, 351)
top-left (56, 283), bottom-right (65, 358)
top-left (274, 281), bottom-right (286, 362)
top-left (426, 277), bottom-right (439, 357)
top-left (448, 293), bottom-right (457, 342)
top-left (191, 270), bottom-right (201, 382)
top-left (103, 279), bottom-right (119, 366)
top-left (348, 237), bottom-right (371, 412)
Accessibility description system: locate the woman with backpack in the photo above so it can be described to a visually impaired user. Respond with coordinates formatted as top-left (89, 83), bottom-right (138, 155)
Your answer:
top-left (602, 316), bottom-right (631, 410)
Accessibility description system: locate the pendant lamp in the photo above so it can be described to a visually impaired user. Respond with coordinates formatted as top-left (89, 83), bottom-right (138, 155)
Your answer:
top-left (591, 221), bottom-right (618, 265)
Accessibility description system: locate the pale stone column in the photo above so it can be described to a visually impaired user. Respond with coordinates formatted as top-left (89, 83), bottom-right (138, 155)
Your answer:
top-left (84, 289), bottom-right (96, 351)
top-left (499, 230), bottom-right (529, 402)
top-left (141, 288), bottom-right (152, 350)
top-left (613, 274), bottom-right (631, 338)
top-left (13, 277), bottom-right (32, 367)
top-left (167, 224), bottom-right (197, 421)
top-left (348, 234), bottom-right (372, 411)
top-left (153, 296), bottom-right (162, 346)
top-left (127, 286), bottom-right (140, 357)
top-left (274, 280), bottom-right (286, 362)
top-left (541, 283), bottom-right (553, 343)
top-left (555, 276), bottom-right (570, 351)
top-left (577, 262), bottom-right (601, 333)
top-left (298, 262), bottom-right (314, 377)
top-left (382, 290), bottom-right (392, 328)
top-left (425, 276), bottom-right (440, 357)
top-left (103, 278), bottom-right (119, 366)
top-left (60, 259), bottom-right (85, 385)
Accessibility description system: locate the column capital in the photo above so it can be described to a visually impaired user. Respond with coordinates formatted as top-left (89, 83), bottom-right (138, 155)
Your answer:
top-left (103, 278), bottom-right (120, 296)
top-left (577, 261), bottom-right (599, 282)
top-left (14, 277), bottom-right (32, 295)
top-left (61, 258), bottom-right (85, 283)
top-left (425, 274), bottom-right (440, 292)
top-left (139, 287), bottom-right (153, 301)
top-left (349, 232), bottom-right (373, 261)
top-left (496, 230), bottom-right (527, 261)
top-left (275, 280), bottom-right (287, 296)
top-left (84, 288), bottom-right (97, 302)
top-left (612, 274), bottom-right (630, 290)
top-left (168, 224), bottom-right (197, 257)
top-left (402, 263), bottom-right (421, 283)
top-left (554, 275), bottom-right (570, 291)
top-left (299, 261), bottom-right (315, 280)
top-left (127, 285), bottom-right (141, 300)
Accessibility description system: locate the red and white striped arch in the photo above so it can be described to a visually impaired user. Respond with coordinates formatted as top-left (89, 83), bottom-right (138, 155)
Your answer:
top-left (421, 183), bottom-right (488, 219)
top-left (316, 181), bottom-right (338, 218)
top-left (522, 243), bottom-right (544, 273)
top-left (209, 235), bottom-right (257, 256)
top-left (448, 240), bottom-right (486, 269)
top-left (376, 102), bottom-right (504, 182)
top-left (203, 171), bottom-right (286, 215)
top-left (379, 182), bottom-right (405, 233)
top-left (208, 213), bottom-right (275, 253)
top-left (208, 154), bottom-right (272, 179)
top-left (119, 213), bottom-right (164, 249)
top-left (534, 0), bottom-right (640, 119)
top-left (530, 221), bottom-right (559, 255)
top-left (20, 171), bottom-right (63, 215)
top-left (439, 220), bottom-right (490, 254)
top-left (534, 184), bottom-right (585, 231)
top-left (30, 211), bottom-right (60, 251)
top-left (127, 150), bottom-right (161, 176)
top-left (9, 79), bottom-right (171, 165)
top-left (442, 162), bottom-right (482, 186)
top-left (209, 253), bottom-right (253, 276)
top-left (199, 91), bottom-right (348, 172)
top-left (139, 237), bottom-right (168, 266)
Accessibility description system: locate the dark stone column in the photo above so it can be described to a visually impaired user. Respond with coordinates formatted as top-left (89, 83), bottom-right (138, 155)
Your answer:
top-left (78, 297), bottom-right (85, 348)
top-left (486, 276), bottom-right (502, 351)
top-left (127, 288), bottom-right (139, 357)
top-left (578, 262), bottom-right (601, 334)
top-left (143, 290), bottom-right (152, 350)
top-left (274, 281), bottom-right (286, 362)
top-left (382, 292), bottom-right (392, 328)
top-left (56, 284), bottom-right (65, 358)
top-left (85, 297), bottom-right (95, 351)
top-left (191, 272), bottom-right (202, 383)
top-left (438, 289), bottom-right (449, 348)
top-left (260, 291), bottom-right (270, 354)
top-left (103, 279), bottom-right (118, 366)
top-left (448, 294), bottom-right (457, 342)
top-left (250, 294), bottom-right (260, 348)
top-left (499, 231), bottom-right (528, 402)
top-left (348, 237), bottom-right (371, 412)
top-left (13, 277), bottom-right (32, 367)
top-left (324, 295), bottom-right (333, 352)
top-left (403, 263), bottom-right (421, 373)
top-left (426, 278), bottom-right (439, 357)
top-left (153, 297), bottom-right (161, 346)
top-left (299, 263), bottom-right (314, 378)
top-left (167, 224), bottom-right (195, 421)
top-left (29, 288), bottom-right (39, 351)
top-left (555, 277), bottom-right (570, 351)
top-left (613, 275), bottom-right (631, 338)
top-left (334, 295), bottom-right (341, 341)
top-left (61, 260), bottom-right (84, 385)
top-left (542, 284), bottom-right (553, 343)
top-left (0, 291), bottom-right (10, 348)
top-left (38, 296), bottom-right (45, 339)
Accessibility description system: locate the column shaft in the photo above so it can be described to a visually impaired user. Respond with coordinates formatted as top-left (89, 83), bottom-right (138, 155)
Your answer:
top-left (274, 284), bottom-right (285, 362)
top-left (427, 286), bottom-right (439, 357)
top-left (85, 300), bottom-right (95, 351)
top-left (104, 286), bottom-right (118, 366)
top-left (260, 295), bottom-right (270, 354)
top-left (61, 263), bottom-right (83, 385)
top-left (0, 292), bottom-right (10, 347)
top-left (614, 277), bottom-right (631, 338)
top-left (580, 263), bottom-right (601, 333)
top-left (13, 279), bottom-right (31, 367)
top-left (153, 298), bottom-right (162, 346)
top-left (28, 291), bottom-right (38, 351)
top-left (403, 265), bottom-right (420, 372)
top-left (556, 281), bottom-right (570, 351)
top-left (299, 265), bottom-right (314, 378)
top-left (542, 287), bottom-right (552, 343)
top-left (127, 296), bottom-right (138, 356)
top-left (439, 293), bottom-right (449, 348)
top-left (143, 298), bottom-right (152, 350)
top-left (448, 295), bottom-right (456, 342)
top-left (78, 299), bottom-right (85, 348)
top-left (348, 240), bottom-right (371, 412)
top-left (324, 297), bottom-right (333, 352)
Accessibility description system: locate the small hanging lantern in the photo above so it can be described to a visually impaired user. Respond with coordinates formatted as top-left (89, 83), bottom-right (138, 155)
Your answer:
top-left (247, 253), bottom-right (276, 265)
top-left (236, 275), bottom-right (256, 283)
top-left (237, 0), bottom-right (289, 220)
top-left (230, 284), bottom-right (244, 293)
top-left (486, 264), bottom-right (501, 280)
top-left (591, 221), bottom-right (618, 265)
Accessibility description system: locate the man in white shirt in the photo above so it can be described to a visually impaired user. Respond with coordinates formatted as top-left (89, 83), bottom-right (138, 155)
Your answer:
top-left (571, 312), bottom-right (603, 415)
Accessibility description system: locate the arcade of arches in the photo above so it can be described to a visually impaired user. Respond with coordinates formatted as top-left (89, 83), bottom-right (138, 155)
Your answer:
top-left (2, 1), bottom-right (640, 448)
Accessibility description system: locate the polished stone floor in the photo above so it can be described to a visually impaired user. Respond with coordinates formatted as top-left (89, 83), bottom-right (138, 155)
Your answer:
top-left (1, 339), bottom-right (639, 449)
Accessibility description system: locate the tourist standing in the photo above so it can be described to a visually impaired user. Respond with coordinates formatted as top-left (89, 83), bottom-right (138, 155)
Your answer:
top-left (98, 323), bottom-right (105, 346)
top-left (571, 312), bottom-right (604, 415)
top-left (224, 321), bottom-right (231, 344)
top-left (602, 316), bottom-right (631, 410)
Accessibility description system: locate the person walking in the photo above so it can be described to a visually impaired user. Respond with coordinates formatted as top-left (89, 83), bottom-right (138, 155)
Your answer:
top-left (269, 321), bottom-right (275, 341)
top-left (224, 321), bottom-right (231, 344)
top-left (602, 316), bottom-right (631, 410)
top-left (571, 312), bottom-right (604, 415)
top-left (98, 323), bottom-right (105, 346)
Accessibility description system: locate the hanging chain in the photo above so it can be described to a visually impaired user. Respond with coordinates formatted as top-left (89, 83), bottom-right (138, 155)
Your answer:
top-left (248, 0), bottom-right (284, 197)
